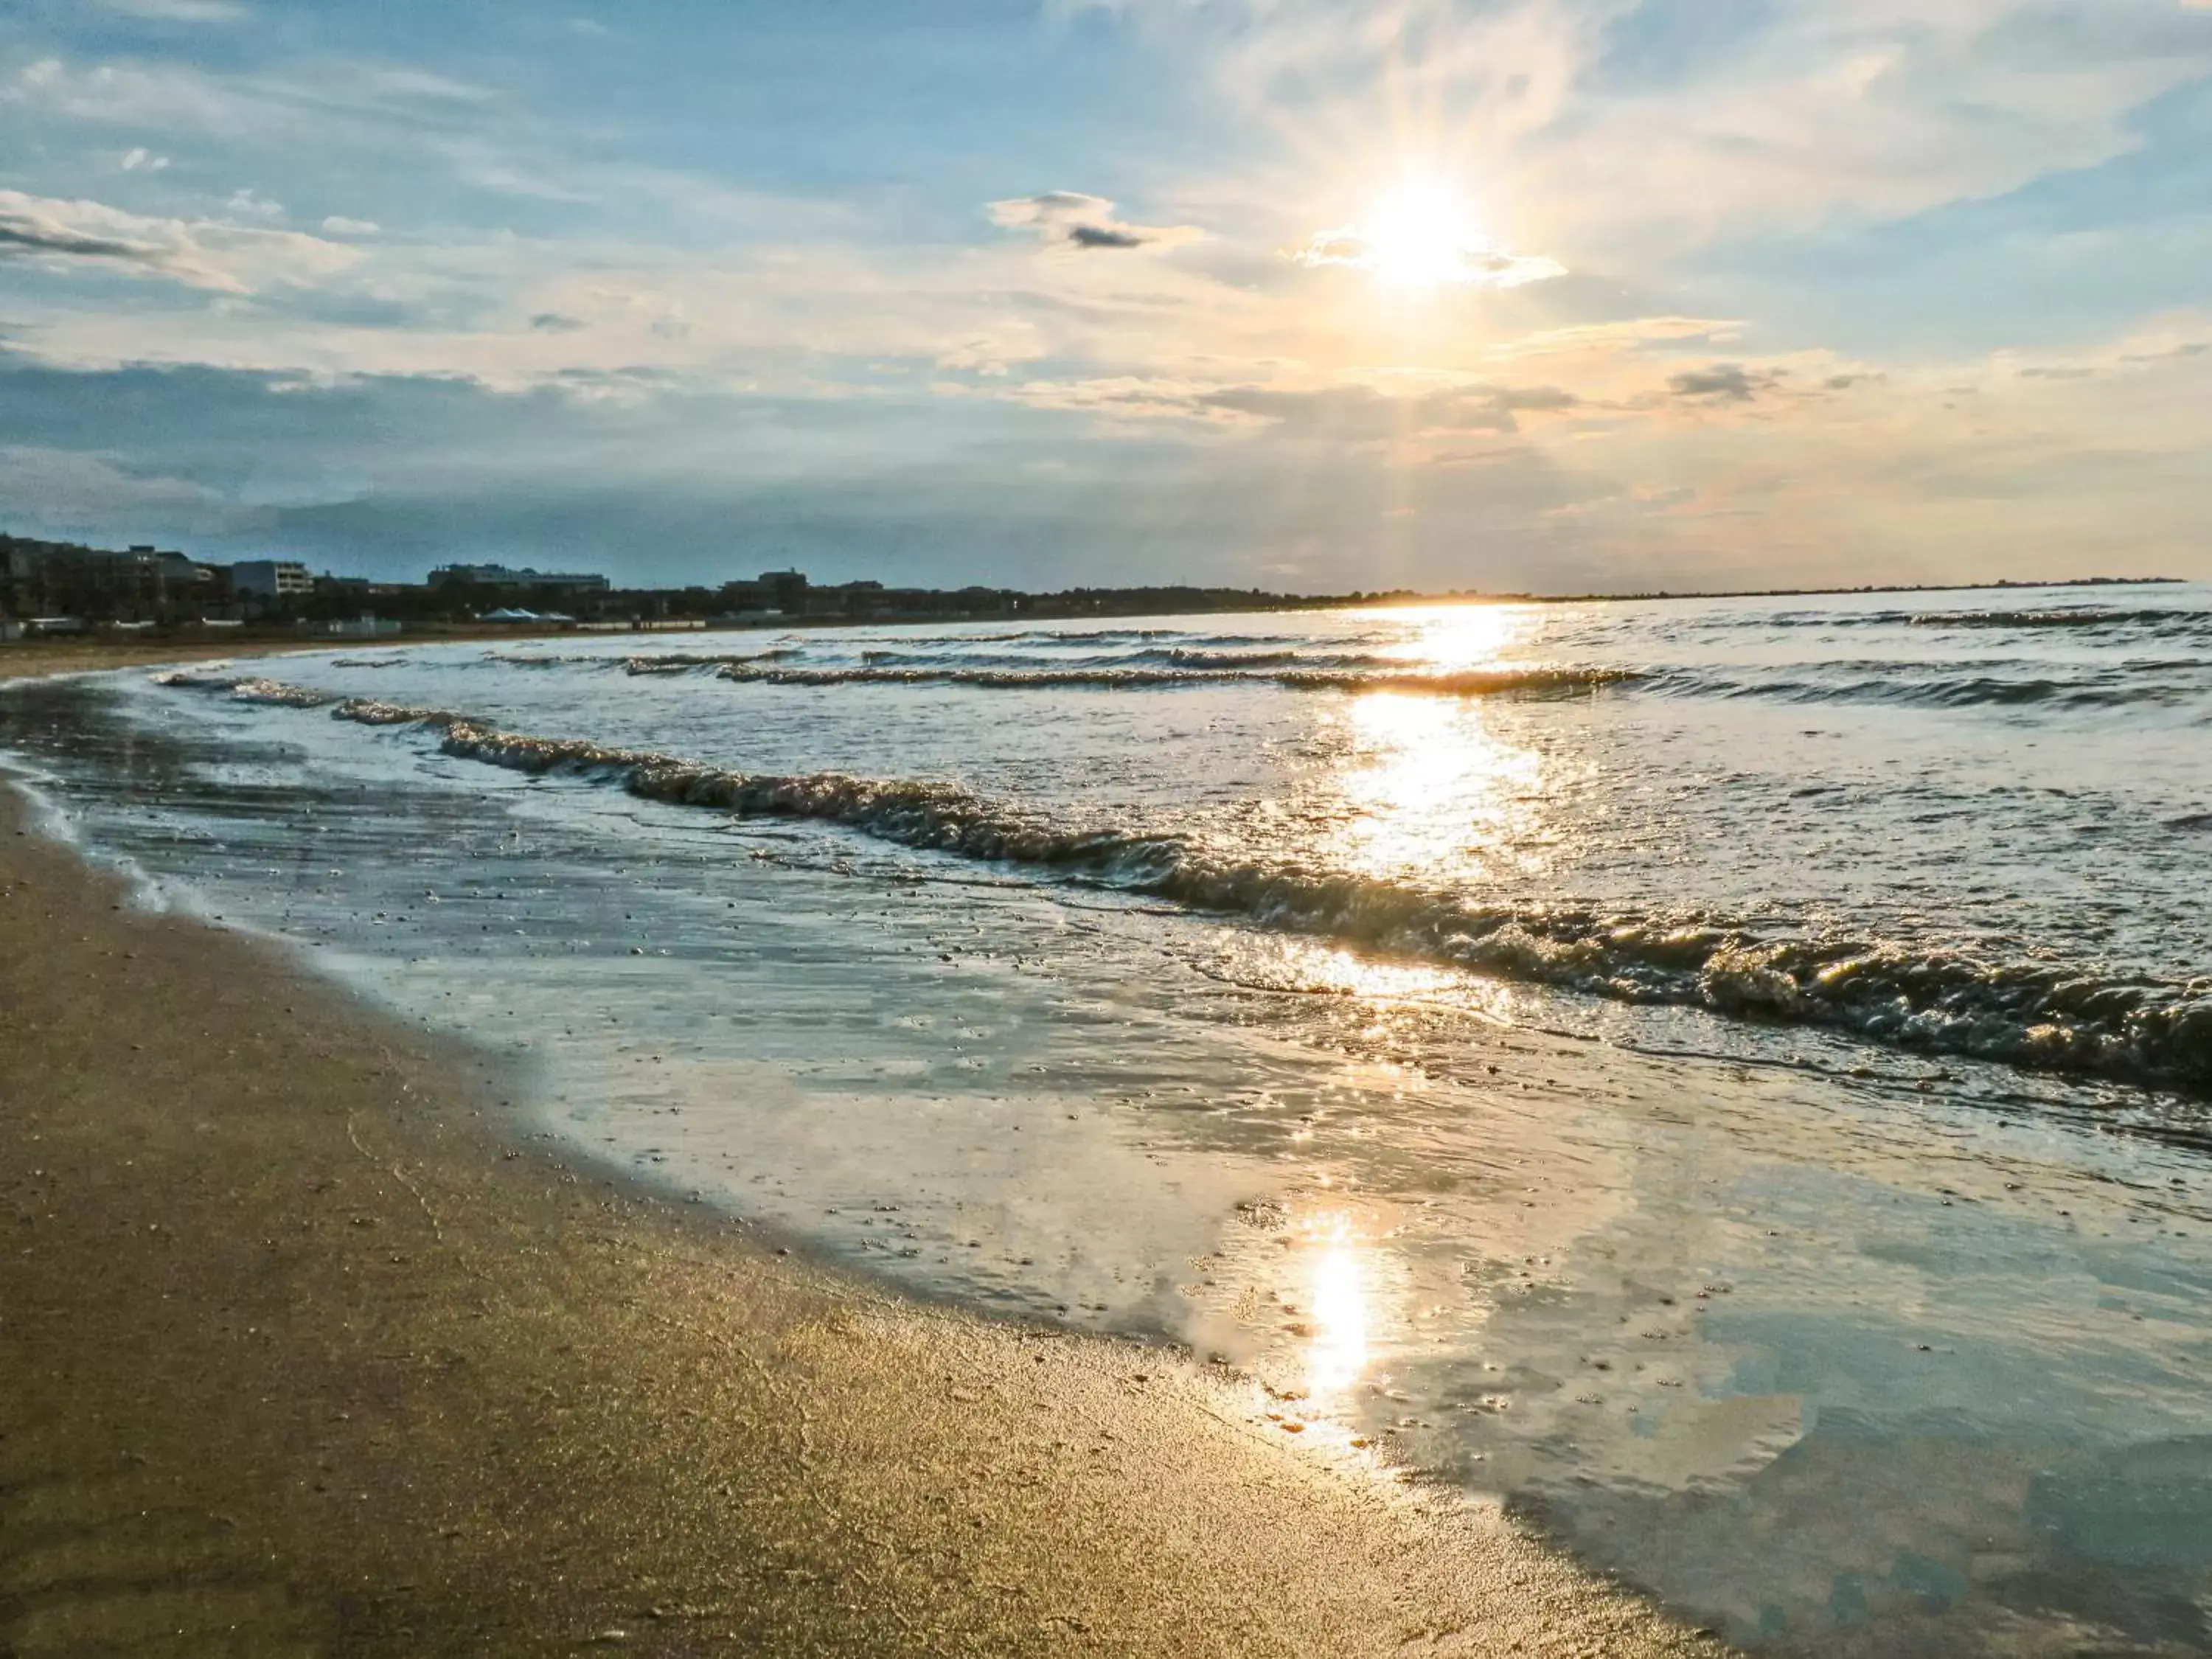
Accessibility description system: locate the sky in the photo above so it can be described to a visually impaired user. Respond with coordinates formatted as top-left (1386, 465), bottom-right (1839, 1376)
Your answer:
top-left (1, 0), bottom-right (2208, 594)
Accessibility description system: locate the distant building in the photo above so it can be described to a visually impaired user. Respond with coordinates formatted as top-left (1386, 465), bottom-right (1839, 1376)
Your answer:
top-left (717, 568), bottom-right (810, 616)
top-left (1, 538), bottom-right (216, 623)
top-left (232, 560), bottom-right (313, 599)
top-left (428, 563), bottom-right (611, 594)
top-left (758, 568), bottom-right (809, 611)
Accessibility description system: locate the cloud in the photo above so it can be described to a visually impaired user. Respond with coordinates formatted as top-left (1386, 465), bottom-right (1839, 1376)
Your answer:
top-left (4, 51), bottom-right (501, 142)
top-left (1203, 381), bottom-right (1581, 434)
top-left (989, 192), bottom-right (1202, 254)
top-left (320, 215), bottom-right (380, 236)
top-left (1292, 226), bottom-right (1566, 290)
top-left (1068, 223), bottom-right (1147, 249)
top-left (0, 216), bottom-right (160, 267)
top-left (226, 188), bottom-right (285, 220)
top-left (0, 189), bottom-right (358, 293)
top-left (1000, 375), bottom-right (1582, 437)
top-left (2121, 341), bottom-right (2210, 364)
top-left (1668, 364), bottom-right (1778, 402)
top-left (1487, 318), bottom-right (1747, 359)
top-left (0, 445), bottom-right (272, 539)
top-left (529, 312), bottom-right (586, 333)
top-left (119, 147), bottom-right (170, 173)
top-left (90, 0), bottom-right (249, 21)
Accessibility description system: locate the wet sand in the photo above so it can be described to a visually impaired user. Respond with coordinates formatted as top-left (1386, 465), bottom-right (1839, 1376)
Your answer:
top-left (0, 664), bottom-right (1719, 1655)
top-left (0, 639), bottom-right (304, 680)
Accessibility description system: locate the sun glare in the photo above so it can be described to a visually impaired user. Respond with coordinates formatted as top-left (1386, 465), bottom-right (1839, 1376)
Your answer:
top-left (1298, 175), bottom-right (1565, 293)
top-left (1361, 180), bottom-right (1479, 291)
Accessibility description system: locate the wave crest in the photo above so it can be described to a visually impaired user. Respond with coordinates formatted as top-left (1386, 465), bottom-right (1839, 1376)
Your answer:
top-left (711, 662), bottom-right (1639, 697)
top-left (154, 672), bottom-right (2212, 1091)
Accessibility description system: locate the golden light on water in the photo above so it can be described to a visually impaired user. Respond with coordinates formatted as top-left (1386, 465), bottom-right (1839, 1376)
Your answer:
top-left (1306, 1218), bottom-right (1371, 1397)
top-left (1274, 942), bottom-right (1461, 1002)
top-left (1377, 602), bottom-right (1534, 667)
top-left (1333, 692), bottom-right (1542, 883)
top-left (1312, 605), bottom-right (1548, 883)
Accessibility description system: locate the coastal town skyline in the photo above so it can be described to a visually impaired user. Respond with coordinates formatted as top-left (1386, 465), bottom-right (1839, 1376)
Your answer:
top-left (3, 524), bottom-right (2181, 641)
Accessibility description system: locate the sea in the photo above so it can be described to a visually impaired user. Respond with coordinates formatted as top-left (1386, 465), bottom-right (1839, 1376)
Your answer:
top-left (4, 583), bottom-right (2210, 1655)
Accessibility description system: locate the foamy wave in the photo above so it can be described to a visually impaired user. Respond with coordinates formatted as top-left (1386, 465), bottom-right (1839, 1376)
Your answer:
top-left (152, 669), bottom-right (340, 709)
top-left (1745, 602), bottom-right (2208, 636)
top-left (711, 663), bottom-right (1638, 698)
top-left (1676, 665), bottom-right (2210, 709)
top-left (622, 647), bottom-right (803, 675)
top-left (1910, 607), bottom-right (2211, 633)
top-left (147, 673), bottom-right (2212, 1091)
top-left (1139, 647), bottom-right (1406, 671)
top-left (473, 650), bottom-right (804, 675)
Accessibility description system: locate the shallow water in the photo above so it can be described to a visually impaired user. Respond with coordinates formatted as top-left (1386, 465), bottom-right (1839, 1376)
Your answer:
top-left (6, 585), bottom-right (2211, 1654)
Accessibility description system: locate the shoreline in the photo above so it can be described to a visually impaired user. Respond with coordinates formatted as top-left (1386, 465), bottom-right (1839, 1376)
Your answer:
top-left (0, 667), bottom-right (1719, 1653)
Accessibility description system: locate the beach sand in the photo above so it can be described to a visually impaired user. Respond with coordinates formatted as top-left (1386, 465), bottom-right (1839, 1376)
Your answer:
top-left (0, 640), bottom-right (301, 681)
top-left (0, 660), bottom-right (1720, 1655)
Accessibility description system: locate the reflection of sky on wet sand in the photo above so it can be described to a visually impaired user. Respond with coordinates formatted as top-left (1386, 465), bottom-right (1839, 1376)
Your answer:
top-left (1166, 1004), bottom-right (2212, 1655)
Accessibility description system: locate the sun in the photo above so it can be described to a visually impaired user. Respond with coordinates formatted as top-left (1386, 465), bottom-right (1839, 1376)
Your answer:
top-left (1360, 180), bottom-right (1480, 291)
top-left (1296, 176), bottom-right (1565, 293)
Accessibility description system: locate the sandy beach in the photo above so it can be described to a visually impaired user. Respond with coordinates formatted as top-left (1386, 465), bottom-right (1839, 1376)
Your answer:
top-left (0, 658), bottom-right (1717, 1656)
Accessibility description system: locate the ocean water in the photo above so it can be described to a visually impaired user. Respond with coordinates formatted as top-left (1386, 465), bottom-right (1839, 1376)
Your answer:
top-left (5, 585), bottom-right (2211, 1655)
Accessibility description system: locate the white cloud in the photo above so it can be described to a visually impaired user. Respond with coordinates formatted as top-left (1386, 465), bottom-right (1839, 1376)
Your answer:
top-left (0, 189), bottom-right (357, 293)
top-left (320, 215), bottom-right (380, 236)
top-left (4, 52), bottom-right (501, 136)
top-left (91, 0), bottom-right (250, 23)
top-left (119, 146), bottom-right (170, 172)
top-left (226, 187), bottom-right (284, 219)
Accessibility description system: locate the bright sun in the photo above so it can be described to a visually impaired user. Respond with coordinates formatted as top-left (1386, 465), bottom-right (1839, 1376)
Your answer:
top-left (1360, 180), bottom-right (1481, 291)
top-left (1296, 177), bottom-right (1564, 293)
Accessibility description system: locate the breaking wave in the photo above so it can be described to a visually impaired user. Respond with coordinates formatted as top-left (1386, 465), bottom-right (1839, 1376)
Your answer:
top-left (1681, 667), bottom-right (2212, 710)
top-left (1910, 607), bottom-right (2212, 633)
top-left (152, 669), bottom-right (339, 708)
top-left (710, 663), bottom-right (1640, 697)
top-left (1739, 600), bottom-right (2207, 636)
top-left (153, 669), bottom-right (2212, 1091)
top-left (443, 654), bottom-right (1635, 696)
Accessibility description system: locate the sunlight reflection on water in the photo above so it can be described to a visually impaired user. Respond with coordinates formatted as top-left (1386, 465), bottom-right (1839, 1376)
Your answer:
top-left (1332, 691), bottom-right (1545, 884)
top-left (1304, 1218), bottom-right (1371, 1397)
